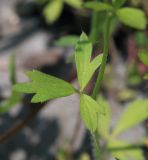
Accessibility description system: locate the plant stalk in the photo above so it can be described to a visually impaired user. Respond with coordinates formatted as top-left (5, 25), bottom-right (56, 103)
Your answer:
top-left (91, 13), bottom-right (113, 160)
top-left (92, 14), bottom-right (112, 100)
top-left (89, 0), bottom-right (103, 44)
top-left (89, 12), bottom-right (100, 44)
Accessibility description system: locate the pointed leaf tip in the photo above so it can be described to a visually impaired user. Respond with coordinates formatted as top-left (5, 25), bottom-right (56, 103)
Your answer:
top-left (13, 70), bottom-right (76, 103)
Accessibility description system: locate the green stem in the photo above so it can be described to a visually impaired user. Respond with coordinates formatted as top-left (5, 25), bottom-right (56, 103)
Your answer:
top-left (89, 0), bottom-right (101, 44)
top-left (89, 12), bottom-right (100, 44)
top-left (91, 14), bottom-right (113, 160)
top-left (89, 1), bottom-right (102, 159)
top-left (91, 133), bottom-right (100, 159)
top-left (89, 2), bottom-right (113, 160)
top-left (92, 14), bottom-right (112, 100)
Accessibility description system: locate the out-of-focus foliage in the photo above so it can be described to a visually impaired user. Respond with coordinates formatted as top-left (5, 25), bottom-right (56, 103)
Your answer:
top-left (127, 63), bottom-right (142, 86)
top-left (112, 99), bottom-right (148, 137)
top-left (116, 8), bottom-right (147, 30)
top-left (84, 1), bottom-right (147, 30)
top-left (112, 0), bottom-right (127, 8)
top-left (144, 74), bottom-right (148, 79)
top-left (135, 32), bottom-right (148, 48)
top-left (36, 0), bottom-right (82, 23)
top-left (108, 140), bottom-right (145, 160)
top-left (97, 98), bottom-right (148, 160)
top-left (117, 88), bottom-right (136, 102)
top-left (79, 153), bottom-right (90, 160)
top-left (0, 55), bottom-right (21, 113)
top-left (139, 51), bottom-right (148, 79)
top-left (84, 2), bottom-right (113, 12)
top-left (139, 51), bottom-right (148, 66)
top-left (43, 0), bottom-right (63, 24)
top-left (55, 35), bottom-right (79, 47)
top-left (0, 92), bottom-right (21, 113)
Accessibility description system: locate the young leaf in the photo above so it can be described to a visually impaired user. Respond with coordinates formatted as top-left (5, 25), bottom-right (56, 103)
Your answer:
top-left (108, 140), bottom-right (144, 160)
top-left (64, 0), bottom-right (82, 8)
top-left (97, 96), bottom-right (111, 139)
top-left (13, 70), bottom-right (76, 103)
top-left (84, 2), bottom-right (113, 12)
top-left (55, 35), bottom-right (79, 47)
top-left (139, 51), bottom-right (148, 66)
top-left (43, 0), bottom-right (63, 24)
top-left (112, 99), bottom-right (148, 137)
top-left (116, 8), bottom-right (147, 30)
top-left (112, 0), bottom-right (127, 8)
top-left (80, 94), bottom-right (100, 133)
top-left (0, 91), bottom-right (21, 113)
top-left (75, 32), bottom-right (103, 90)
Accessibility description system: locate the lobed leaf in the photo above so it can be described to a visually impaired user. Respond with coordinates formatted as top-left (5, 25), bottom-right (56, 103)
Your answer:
top-left (112, 99), bottom-right (148, 137)
top-left (116, 7), bottom-right (147, 30)
top-left (108, 140), bottom-right (144, 160)
top-left (13, 70), bottom-right (76, 103)
top-left (43, 0), bottom-right (63, 24)
top-left (84, 2), bottom-right (113, 12)
top-left (75, 32), bottom-right (103, 90)
top-left (80, 94), bottom-right (100, 132)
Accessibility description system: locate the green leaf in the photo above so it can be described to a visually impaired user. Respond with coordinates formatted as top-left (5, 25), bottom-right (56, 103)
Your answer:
top-left (0, 91), bottom-right (21, 113)
top-left (97, 96), bottom-right (111, 139)
top-left (116, 7), bottom-right (147, 30)
top-left (55, 35), bottom-right (79, 47)
top-left (112, 99), bottom-right (148, 136)
top-left (139, 51), bottom-right (148, 66)
top-left (85, 53), bottom-right (103, 87)
top-left (144, 73), bottom-right (148, 79)
top-left (75, 32), bottom-right (103, 90)
top-left (84, 2), bottom-right (113, 12)
top-left (80, 94), bottom-right (100, 132)
top-left (64, 0), bottom-right (82, 8)
top-left (108, 140), bottom-right (144, 160)
top-left (112, 0), bottom-right (127, 8)
top-left (43, 0), bottom-right (63, 24)
top-left (13, 70), bottom-right (76, 103)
